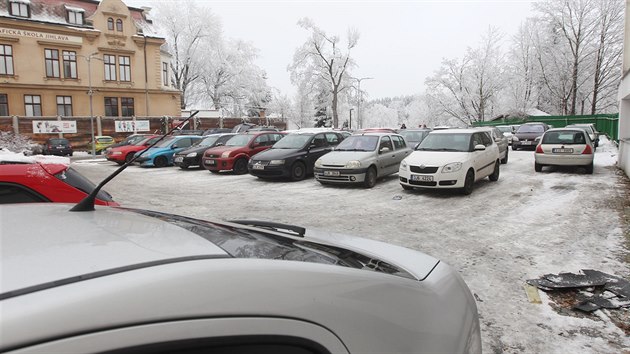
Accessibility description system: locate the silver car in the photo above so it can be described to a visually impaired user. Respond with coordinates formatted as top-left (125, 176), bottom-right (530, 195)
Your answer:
top-left (314, 132), bottom-right (412, 188)
top-left (475, 126), bottom-right (509, 164)
top-left (1, 203), bottom-right (482, 354)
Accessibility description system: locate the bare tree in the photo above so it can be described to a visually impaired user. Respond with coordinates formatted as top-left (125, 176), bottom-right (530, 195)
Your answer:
top-left (288, 18), bottom-right (359, 128)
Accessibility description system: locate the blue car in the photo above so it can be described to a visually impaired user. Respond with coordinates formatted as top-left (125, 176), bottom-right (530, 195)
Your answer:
top-left (134, 135), bottom-right (202, 167)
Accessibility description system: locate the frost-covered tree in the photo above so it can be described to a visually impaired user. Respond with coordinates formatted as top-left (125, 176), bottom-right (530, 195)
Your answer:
top-left (289, 18), bottom-right (359, 128)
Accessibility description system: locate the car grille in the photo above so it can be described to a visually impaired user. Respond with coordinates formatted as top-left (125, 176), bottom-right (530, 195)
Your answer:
top-left (251, 160), bottom-right (269, 166)
top-left (321, 164), bottom-right (345, 168)
top-left (410, 165), bottom-right (438, 173)
top-left (206, 154), bottom-right (220, 158)
top-left (318, 175), bottom-right (352, 181)
top-left (410, 180), bottom-right (437, 186)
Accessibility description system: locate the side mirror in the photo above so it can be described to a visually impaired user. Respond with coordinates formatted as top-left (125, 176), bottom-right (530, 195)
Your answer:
top-left (171, 144), bottom-right (178, 149)
top-left (535, 137), bottom-right (541, 142)
top-left (474, 144), bottom-right (486, 151)
top-left (379, 147), bottom-right (391, 154)
top-left (216, 142), bottom-right (224, 147)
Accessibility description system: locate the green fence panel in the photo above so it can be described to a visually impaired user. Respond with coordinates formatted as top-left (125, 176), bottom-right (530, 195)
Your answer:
top-left (472, 114), bottom-right (619, 141)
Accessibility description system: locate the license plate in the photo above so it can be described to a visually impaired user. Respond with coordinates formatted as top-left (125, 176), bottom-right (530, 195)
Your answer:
top-left (411, 175), bottom-right (433, 182)
top-left (252, 164), bottom-right (264, 170)
top-left (552, 148), bottom-right (574, 153)
top-left (174, 157), bottom-right (183, 162)
top-left (205, 159), bottom-right (215, 165)
top-left (521, 141), bottom-right (532, 145)
top-left (324, 170), bottom-right (340, 176)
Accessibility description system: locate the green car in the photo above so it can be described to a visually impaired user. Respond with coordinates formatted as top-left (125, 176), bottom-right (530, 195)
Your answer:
top-left (88, 136), bottom-right (116, 154)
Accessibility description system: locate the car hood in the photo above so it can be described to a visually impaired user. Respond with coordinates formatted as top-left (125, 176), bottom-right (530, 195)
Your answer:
top-left (204, 146), bottom-right (245, 155)
top-left (405, 151), bottom-right (472, 165)
top-left (141, 147), bottom-right (172, 156)
top-left (316, 151), bottom-right (374, 164)
top-left (252, 148), bottom-right (302, 160)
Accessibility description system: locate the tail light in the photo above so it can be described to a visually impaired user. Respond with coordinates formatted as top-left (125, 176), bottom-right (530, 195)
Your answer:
top-left (535, 144), bottom-right (543, 153)
top-left (582, 144), bottom-right (593, 154)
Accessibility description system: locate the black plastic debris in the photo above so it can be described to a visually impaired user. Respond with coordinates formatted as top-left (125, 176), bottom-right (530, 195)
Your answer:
top-left (527, 269), bottom-right (630, 312)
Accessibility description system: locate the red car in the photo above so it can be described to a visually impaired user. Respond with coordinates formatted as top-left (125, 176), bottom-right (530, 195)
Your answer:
top-left (0, 161), bottom-right (119, 206)
top-left (202, 132), bottom-right (286, 174)
top-left (105, 135), bottom-right (160, 165)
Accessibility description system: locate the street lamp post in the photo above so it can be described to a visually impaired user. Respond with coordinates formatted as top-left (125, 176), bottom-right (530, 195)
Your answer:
top-left (349, 108), bottom-right (354, 129)
top-left (352, 77), bottom-right (373, 129)
top-left (80, 52), bottom-right (101, 157)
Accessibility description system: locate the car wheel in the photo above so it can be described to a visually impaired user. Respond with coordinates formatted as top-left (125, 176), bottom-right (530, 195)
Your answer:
top-left (501, 149), bottom-right (508, 164)
top-left (512, 145), bottom-right (518, 151)
top-left (585, 162), bottom-right (594, 174)
top-left (179, 163), bottom-right (189, 170)
top-left (233, 158), bottom-right (248, 175)
top-left (154, 156), bottom-right (168, 168)
top-left (534, 162), bottom-right (543, 172)
top-left (125, 153), bottom-right (134, 164)
top-left (363, 167), bottom-right (377, 188)
top-left (401, 184), bottom-right (413, 190)
top-left (489, 161), bottom-right (500, 181)
top-left (461, 169), bottom-right (474, 195)
top-left (290, 161), bottom-right (306, 181)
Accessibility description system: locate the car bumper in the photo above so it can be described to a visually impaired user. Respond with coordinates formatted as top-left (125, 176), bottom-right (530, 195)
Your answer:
top-left (248, 163), bottom-right (290, 178)
top-left (313, 167), bottom-right (369, 183)
top-left (203, 157), bottom-right (234, 171)
top-left (44, 149), bottom-right (73, 156)
top-left (398, 167), bottom-right (466, 189)
top-left (535, 153), bottom-right (593, 166)
top-left (174, 155), bottom-right (200, 167)
top-left (512, 140), bottom-right (537, 149)
top-left (105, 154), bottom-right (125, 163)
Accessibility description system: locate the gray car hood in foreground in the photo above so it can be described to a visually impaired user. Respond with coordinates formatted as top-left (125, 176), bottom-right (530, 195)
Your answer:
top-left (317, 150), bottom-right (376, 165)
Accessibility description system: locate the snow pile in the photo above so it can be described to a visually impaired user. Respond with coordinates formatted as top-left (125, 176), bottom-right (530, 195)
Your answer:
top-left (0, 131), bottom-right (41, 155)
top-left (0, 149), bottom-right (69, 165)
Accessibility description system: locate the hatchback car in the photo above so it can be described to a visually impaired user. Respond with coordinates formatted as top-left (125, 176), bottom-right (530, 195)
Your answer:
top-left (174, 133), bottom-right (236, 169)
top-left (104, 134), bottom-right (153, 152)
top-left (41, 138), bottom-right (73, 156)
top-left (495, 125), bottom-right (515, 145)
top-left (202, 132), bottom-right (285, 174)
top-left (248, 131), bottom-right (344, 181)
top-left (0, 157), bottom-right (118, 206)
top-left (105, 135), bottom-right (160, 165)
top-left (0, 203), bottom-right (481, 354)
top-left (565, 123), bottom-right (599, 148)
top-left (534, 128), bottom-right (594, 174)
top-left (134, 135), bottom-right (203, 167)
top-left (314, 132), bottom-right (411, 188)
top-left (399, 129), bottom-right (501, 195)
top-left (512, 122), bottom-right (550, 150)
top-left (87, 136), bottom-right (116, 154)
top-left (475, 126), bottom-right (509, 164)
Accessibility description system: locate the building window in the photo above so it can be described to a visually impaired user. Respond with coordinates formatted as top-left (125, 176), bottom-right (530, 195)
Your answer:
top-left (121, 97), bottom-right (134, 117)
top-left (104, 54), bottom-right (116, 81)
top-left (0, 94), bottom-right (8, 116)
top-left (162, 62), bottom-right (169, 86)
top-left (24, 95), bottom-right (42, 116)
top-left (9, 1), bottom-right (29, 18)
top-left (104, 97), bottom-right (118, 116)
top-left (56, 96), bottom-right (72, 116)
top-left (107, 18), bottom-right (114, 30)
top-left (119, 56), bottom-right (131, 82)
top-left (0, 45), bottom-right (14, 76)
top-left (116, 19), bottom-right (123, 32)
top-left (45, 49), bottom-right (60, 78)
top-left (67, 10), bottom-right (84, 25)
top-left (62, 51), bottom-right (77, 79)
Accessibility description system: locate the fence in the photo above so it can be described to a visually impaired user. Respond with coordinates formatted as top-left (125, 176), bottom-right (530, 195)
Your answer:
top-left (472, 114), bottom-right (619, 141)
top-left (0, 115), bottom-right (287, 149)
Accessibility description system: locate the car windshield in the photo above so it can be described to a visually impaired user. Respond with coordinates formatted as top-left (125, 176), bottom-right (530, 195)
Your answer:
top-left (542, 131), bottom-right (587, 145)
top-left (517, 125), bottom-right (545, 133)
top-left (127, 135), bottom-right (148, 144)
top-left (198, 135), bottom-right (220, 147)
top-left (416, 133), bottom-right (472, 152)
top-left (496, 126), bottom-right (512, 133)
top-left (48, 139), bottom-right (69, 145)
top-left (273, 134), bottom-right (312, 149)
top-left (335, 135), bottom-right (379, 151)
top-left (225, 134), bottom-right (253, 147)
top-left (567, 125), bottom-right (593, 133)
top-left (399, 130), bottom-right (429, 143)
top-left (134, 137), bottom-right (159, 146)
top-left (97, 137), bottom-right (114, 142)
top-left (154, 137), bottom-right (177, 148)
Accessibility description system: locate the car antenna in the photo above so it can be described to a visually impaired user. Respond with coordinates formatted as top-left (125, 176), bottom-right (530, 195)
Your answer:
top-left (70, 111), bottom-right (200, 212)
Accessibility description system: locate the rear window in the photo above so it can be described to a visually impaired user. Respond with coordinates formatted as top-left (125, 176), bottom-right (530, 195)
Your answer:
top-left (542, 131), bottom-right (587, 145)
top-left (517, 125), bottom-right (545, 133)
top-left (55, 167), bottom-right (114, 202)
top-left (97, 137), bottom-right (114, 143)
top-left (48, 139), bottom-right (69, 145)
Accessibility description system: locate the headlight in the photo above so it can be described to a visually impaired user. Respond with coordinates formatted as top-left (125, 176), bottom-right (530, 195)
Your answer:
top-left (111, 151), bottom-right (122, 155)
top-left (512, 136), bottom-right (519, 142)
top-left (400, 160), bottom-right (408, 170)
top-left (345, 160), bottom-right (361, 168)
top-left (442, 162), bottom-right (462, 173)
top-left (269, 160), bottom-right (285, 165)
top-left (186, 152), bottom-right (197, 158)
top-left (315, 159), bottom-right (323, 168)
top-left (221, 151), bottom-right (231, 158)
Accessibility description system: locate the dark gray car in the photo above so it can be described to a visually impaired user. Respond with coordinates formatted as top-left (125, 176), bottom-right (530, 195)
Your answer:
top-left (512, 123), bottom-right (550, 151)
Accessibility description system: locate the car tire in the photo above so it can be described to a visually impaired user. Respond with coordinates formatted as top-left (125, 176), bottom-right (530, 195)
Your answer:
top-left (179, 163), bottom-right (189, 170)
top-left (461, 169), bottom-right (474, 195)
top-left (534, 162), bottom-right (543, 172)
top-left (125, 153), bottom-right (134, 164)
top-left (363, 167), bottom-right (377, 188)
top-left (501, 149), bottom-right (508, 164)
top-left (489, 161), bottom-right (500, 181)
top-left (154, 156), bottom-right (168, 168)
top-left (585, 163), bottom-right (594, 174)
top-left (401, 184), bottom-right (413, 190)
top-left (233, 158), bottom-right (248, 175)
top-left (290, 161), bottom-right (306, 181)
top-left (512, 145), bottom-right (518, 151)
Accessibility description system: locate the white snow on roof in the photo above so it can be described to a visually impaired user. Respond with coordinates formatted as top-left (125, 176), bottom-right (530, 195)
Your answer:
top-left (64, 5), bottom-right (85, 13)
top-left (0, 148), bottom-right (69, 165)
top-left (9, 0), bottom-right (31, 4)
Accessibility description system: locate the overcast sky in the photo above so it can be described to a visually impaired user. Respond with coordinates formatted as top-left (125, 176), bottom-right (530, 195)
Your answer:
top-left (133, 0), bottom-right (536, 99)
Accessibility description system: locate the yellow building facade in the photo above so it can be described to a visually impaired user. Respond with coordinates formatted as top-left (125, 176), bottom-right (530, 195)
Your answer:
top-left (0, 0), bottom-right (180, 124)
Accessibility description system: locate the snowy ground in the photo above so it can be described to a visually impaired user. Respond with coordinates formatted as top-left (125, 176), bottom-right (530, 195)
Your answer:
top-left (72, 137), bottom-right (629, 353)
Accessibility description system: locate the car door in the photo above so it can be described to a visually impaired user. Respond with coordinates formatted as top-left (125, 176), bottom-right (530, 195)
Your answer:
top-left (477, 132), bottom-right (496, 178)
top-left (250, 134), bottom-right (271, 156)
top-left (305, 133), bottom-right (331, 168)
top-left (391, 135), bottom-right (411, 171)
top-left (375, 136), bottom-right (397, 175)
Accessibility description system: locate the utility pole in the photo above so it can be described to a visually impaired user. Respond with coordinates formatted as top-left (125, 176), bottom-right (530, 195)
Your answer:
top-left (352, 77), bottom-right (373, 129)
top-left (80, 52), bottom-right (101, 157)
top-left (349, 108), bottom-right (354, 129)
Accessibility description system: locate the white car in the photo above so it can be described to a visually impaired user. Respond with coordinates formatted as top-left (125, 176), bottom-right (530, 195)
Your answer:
top-left (534, 128), bottom-right (595, 174)
top-left (398, 129), bottom-right (501, 195)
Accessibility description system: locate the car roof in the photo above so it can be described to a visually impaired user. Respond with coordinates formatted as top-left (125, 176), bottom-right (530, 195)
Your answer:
top-left (430, 128), bottom-right (478, 134)
top-left (545, 127), bottom-right (587, 133)
top-left (0, 204), bottom-right (228, 296)
top-left (352, 131), bottom-right (401, 137)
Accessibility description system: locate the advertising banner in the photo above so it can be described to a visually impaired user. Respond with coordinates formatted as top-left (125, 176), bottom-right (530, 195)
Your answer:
top-left (32, 120), bottom-right (77, 134)
top-left (115, 120), bottom-right (150, 132)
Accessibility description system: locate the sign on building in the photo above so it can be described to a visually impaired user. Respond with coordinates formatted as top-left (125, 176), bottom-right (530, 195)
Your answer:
top-left (115, 120), bottom-right (150, 132)
top-left (32, 120), bottom-right (77, 134)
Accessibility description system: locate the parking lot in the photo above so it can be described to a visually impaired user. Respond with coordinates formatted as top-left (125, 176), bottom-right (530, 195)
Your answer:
top-left (73, 137), bottom-right (629, 353)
